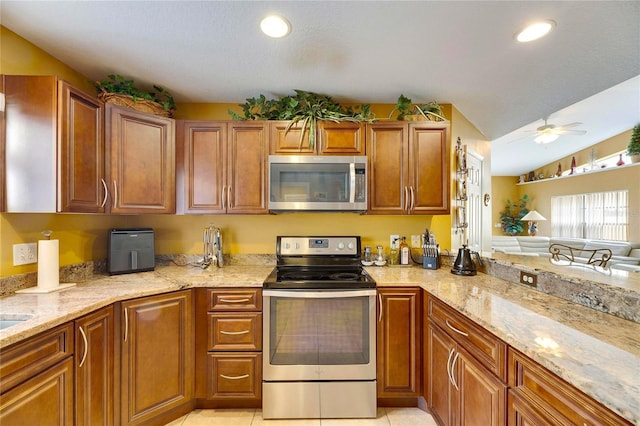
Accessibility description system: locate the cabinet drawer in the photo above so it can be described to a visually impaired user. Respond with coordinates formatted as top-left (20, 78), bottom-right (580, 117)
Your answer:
top-left (207, 353), bottom-right (262, 399)
top-left (208, 313), bottom-right (262, 351)
top-left (0, 322), bottom-right (74, 392)
top-left (508, 348), bottom-right (632, 426)
top-left (207, 289), bottom-right (262, 311)
top-left (429, 297), bottom-right (506, 380)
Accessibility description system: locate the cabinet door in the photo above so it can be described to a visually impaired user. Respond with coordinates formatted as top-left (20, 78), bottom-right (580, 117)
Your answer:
top-left (120, 290), bottom-right (193, 425)
top-left (75, 306), bottom-right (114, 426)
top-left (0, 357), bottom-right (74, 426)
top-left (456, 346), bottom-right (506, 426)
top-left (427, 322), bottom-right (456, 426)
top-left (58, 81), bottom-right (105, 213)
top-left (366, 122), bottom-right (409, 214)
top-left (269, 121), bottom-right (313, 154)
top-left (227, 122), bottom-right (268, 213)
top-left (177, 121), bottom-right (226, 213)
top-left (376, 288), bottom-right (421, 397)
top-left (508, 390), bottom-right (557, 426)
top-left (317, 122), bottom-right (365, 155)
top-left (408, 124), bottom-right (450, 214)
top-left (106, 104), bottom-right (175, 214)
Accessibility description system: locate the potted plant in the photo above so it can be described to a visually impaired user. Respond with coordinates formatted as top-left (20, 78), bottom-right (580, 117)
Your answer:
top-left (499, 194), bottom-right (530, 236)
top-left (388, 94), bottom-right (446, 121)
top-left (627, 123), bottom-right (640, 163)
top-left (95, 74), bottom-right (175, 117)
top-left (229, 90), bottom-right (374, 148)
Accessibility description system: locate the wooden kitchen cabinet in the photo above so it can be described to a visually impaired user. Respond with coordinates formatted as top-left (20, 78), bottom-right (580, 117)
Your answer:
top-left (269, 121), bottom-right (365, 155)
top-left (195, 288), bottom-right (262, 407)
top-left (106, 104), bottom-right (175, 214)
top-left (427, 296), bottom-right (507, 426)
top-left (119, 290), bottom-right (193, 425)
top-left (367, 121), bottom-right (450, 215)
top-left (3, 75), bottom-right (104, 213)
top-left (75, 306), bottom-right (114, 426)
top-left (177, 121), bottom-right (267, 214)
top-left (376, 287), bottom-right (421, 401)
top-left (508, 348), bottom-right (632, 426)
top-left (0, 323), bottom-right (75, 426)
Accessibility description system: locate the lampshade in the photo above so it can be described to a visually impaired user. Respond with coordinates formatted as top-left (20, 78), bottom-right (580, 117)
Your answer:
top-left (521, 210), bottom-right (546, 221)
top-left (534, 133), bottom-right (559, 144)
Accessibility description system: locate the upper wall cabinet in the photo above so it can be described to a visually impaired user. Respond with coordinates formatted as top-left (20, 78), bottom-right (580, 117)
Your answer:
top-left (4, 75), bottom-right (105, 213)
top-left (367, 121), bottom-right (450, 215)
top-left (269, 121), bottom-right (365, 155)
top-left (177, 121), bottom-right (268, 214)
top-left (106, 104), bottom-right (175, 214)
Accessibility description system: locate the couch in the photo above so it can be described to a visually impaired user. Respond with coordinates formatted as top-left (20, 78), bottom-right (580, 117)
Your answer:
top-left (491, 236), bottom-right (640, 271)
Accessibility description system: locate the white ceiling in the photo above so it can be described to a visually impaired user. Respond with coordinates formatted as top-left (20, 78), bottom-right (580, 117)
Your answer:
top-left (1, 1), bottom-right (639, 176)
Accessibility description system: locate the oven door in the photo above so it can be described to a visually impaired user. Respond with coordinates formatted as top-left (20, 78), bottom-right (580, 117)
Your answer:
top-left (263, 289), bottom-right (376, 381)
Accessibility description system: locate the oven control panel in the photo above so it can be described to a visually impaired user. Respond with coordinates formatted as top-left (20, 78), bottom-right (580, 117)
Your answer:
top-left (278, 236), bottom-right (359, 256)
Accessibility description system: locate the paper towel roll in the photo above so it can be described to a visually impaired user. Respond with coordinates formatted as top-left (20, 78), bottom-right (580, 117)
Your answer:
top-left (37, 239), bottom-right (59, 290)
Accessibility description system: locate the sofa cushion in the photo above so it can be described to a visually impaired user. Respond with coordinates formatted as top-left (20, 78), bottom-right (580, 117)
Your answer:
top-left (550, 238), bottom-right (586, 249)
top-left (583, 240), bottom-right (631, 256)
top-left (491, 236), bottom-right (521, 253)
top-left (516, 236), bottom-right (550, 253)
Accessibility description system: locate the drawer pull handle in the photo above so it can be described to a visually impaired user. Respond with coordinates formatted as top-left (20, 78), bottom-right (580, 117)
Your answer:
top-left (219, 298), bottom-right (251, 303)
top-left (220, 374), bottom-right (249, 380)
top-left (78, 326), bottom-right (88, 368)
top-left (446, 319), bottom-right (469, 336)
top-left (220, 330), bottom-right (250, 335)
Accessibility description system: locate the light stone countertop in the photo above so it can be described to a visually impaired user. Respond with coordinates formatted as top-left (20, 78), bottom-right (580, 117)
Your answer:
top-left (0, 263), bottom-right (638, 424)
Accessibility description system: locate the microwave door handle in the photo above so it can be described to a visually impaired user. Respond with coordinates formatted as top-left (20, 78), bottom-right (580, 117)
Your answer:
top-left (349, 163), bottom-right (356, 203)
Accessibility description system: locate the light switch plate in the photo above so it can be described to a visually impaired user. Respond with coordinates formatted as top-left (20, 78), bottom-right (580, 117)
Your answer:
top-left (13, 243), bottom-right (37, 266)
top-left (411, 235), bottom-right (421, 248)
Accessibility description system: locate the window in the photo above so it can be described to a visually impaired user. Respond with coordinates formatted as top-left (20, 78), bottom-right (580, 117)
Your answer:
top-left (551, 191), bottom-right (628, 240)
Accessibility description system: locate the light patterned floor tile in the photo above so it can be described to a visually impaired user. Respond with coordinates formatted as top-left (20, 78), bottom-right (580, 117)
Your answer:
top-left (165, 414), bottom-right (187, 426)
top-left (384, 407), bottom-right (438, 426)
top-left (181, 409), bottom-right (256, 426)
top-left (320, 407), bottom-right (389, 425)
top-left (251, 410), bottom-right (321, 426)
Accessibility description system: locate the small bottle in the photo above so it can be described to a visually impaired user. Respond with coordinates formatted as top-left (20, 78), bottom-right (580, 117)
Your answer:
top-left (364, 246), bottom-right (372, 263)
top-left (399, 236), bottom-right (410, 265)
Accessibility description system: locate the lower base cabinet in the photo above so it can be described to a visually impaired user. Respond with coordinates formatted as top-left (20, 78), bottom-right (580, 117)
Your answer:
top-left (508, 348), bottom-right (632, 426)
top-left (0, 357), bottom-right (74, 426)
top-left (119, 290), bottom-right (194, 425)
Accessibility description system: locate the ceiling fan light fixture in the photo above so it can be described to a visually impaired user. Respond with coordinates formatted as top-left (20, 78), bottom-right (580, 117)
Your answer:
top-left (534, 133), bottom-right (559, 144)
top-left (516, 20), bottom-right (556, 42)
top-left (260, 14), bottom-right (291, 38)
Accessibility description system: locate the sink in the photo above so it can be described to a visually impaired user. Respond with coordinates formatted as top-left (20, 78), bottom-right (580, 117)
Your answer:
top-left (0, 314), bottom-right (34, 330)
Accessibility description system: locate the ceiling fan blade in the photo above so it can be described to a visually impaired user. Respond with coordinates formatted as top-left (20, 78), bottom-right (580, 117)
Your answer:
top-left (554, 129), bottom-right (587, 135)
top-left (556, 122), bottom-right (583, 129)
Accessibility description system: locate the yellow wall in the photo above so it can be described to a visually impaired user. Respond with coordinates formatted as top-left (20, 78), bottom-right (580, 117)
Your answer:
top-left (0, 26), bottom-right (458, 277)
top-left (491, 129), bottom-right (640, 240)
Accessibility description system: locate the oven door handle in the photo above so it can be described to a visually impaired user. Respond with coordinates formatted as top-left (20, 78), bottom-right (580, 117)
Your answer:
top-left (263, 289), bottom-right (376, 298)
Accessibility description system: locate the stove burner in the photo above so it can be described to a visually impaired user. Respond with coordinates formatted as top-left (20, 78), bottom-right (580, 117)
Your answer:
top-left (329, 272), bottom-right (360, 281)
top-left (281, 271), bottom-right (323, 281)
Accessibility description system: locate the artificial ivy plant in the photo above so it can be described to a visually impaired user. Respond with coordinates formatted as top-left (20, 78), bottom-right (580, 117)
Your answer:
top-left (95, 74), bottom-right (175, 114)
top-left (499, 194), bottom-right (530, 235)
top-left (229, 90), bottom-right (374, 148)
top-left (388, 94), bottom-right (446, 121)
top-left (627, 123), bottom-right (640, 159)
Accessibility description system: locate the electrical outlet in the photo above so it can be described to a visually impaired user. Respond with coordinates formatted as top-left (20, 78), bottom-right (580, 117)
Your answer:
top-left (13, 243), bottom-right (38, 266)
top-left (519, 271), bottom-right (537, 287)
top-left (410, 235), bottom-right (421, 248)
top-left (390, 234), bottom-right (400, 249)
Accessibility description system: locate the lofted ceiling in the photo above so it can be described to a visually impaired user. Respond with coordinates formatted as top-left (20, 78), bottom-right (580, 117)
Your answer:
top-left (1, 1), bottom-right (638, 176)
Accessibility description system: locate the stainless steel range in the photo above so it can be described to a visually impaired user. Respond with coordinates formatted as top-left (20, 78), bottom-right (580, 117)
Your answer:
top-left (262, 236), bottom-right (377, 419)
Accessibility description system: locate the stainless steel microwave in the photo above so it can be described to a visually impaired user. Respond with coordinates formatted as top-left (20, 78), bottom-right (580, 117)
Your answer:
top-left (268, 155), bottom-right (367, 212)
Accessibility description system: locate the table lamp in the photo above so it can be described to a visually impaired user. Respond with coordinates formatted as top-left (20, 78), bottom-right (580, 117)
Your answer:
top-left (521, 210), bottom-right (546, 236)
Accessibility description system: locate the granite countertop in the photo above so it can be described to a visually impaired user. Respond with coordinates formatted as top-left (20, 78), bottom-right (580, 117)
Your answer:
top-left (0, 263), bottom-right (637, 423)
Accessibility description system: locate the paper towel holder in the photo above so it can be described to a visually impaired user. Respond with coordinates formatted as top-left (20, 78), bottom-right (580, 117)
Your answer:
top-left (16, 230), bottom-right (76, 294)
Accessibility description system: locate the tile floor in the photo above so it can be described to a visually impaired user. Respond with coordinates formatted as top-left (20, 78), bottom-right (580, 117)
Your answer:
top-left (165, 407), bottom-right (437, 426)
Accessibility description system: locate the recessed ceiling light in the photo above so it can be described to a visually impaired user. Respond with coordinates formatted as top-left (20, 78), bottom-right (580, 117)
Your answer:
top-left (516, 20), bottom-right (556, 42)
top-left (260, 14), bottom-right (291, 38)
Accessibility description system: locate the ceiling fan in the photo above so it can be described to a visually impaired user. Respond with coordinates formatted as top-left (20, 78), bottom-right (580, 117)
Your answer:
top-left (530, 117), bottom-right (587, 144)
